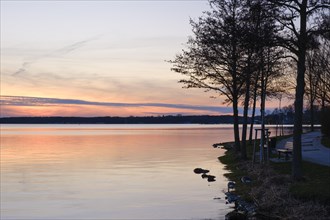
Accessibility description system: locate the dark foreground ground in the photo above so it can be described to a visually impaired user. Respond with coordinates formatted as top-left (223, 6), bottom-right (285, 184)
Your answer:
top-left (219, 133), bottom-right (330, 219)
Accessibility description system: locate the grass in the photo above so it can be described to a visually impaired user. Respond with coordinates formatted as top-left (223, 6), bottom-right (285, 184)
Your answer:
top-left (321, 135), bottom-right (330, 149)
top-left (219, 137), bottom-right (330, 218)
top-left (272, 161), bottom-right (330, 204)
top-left (291, 162), bottom-right (330, 203)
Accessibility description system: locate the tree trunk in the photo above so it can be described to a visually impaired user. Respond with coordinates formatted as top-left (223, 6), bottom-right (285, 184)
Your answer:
top-left (260, 70), bottom-right (266, 164)
top-left (310, 96), bottom-right (314, 132)
top-left (241, 77), bottom-right (250, 160)
top-left (249, 76), bottom-right (258, 144)
top-left (321, 94), bottom-right (326, 114)
top-left (309, 73), bottom-right (314, 131)
top-left (241, 57), bottom-right (252, 159)
top-left (233, 96), bottom-right (241, 152)
top-left (292, 0), bottom-right (307, 180)
top-left (292, 63), bottom-right (305, 180)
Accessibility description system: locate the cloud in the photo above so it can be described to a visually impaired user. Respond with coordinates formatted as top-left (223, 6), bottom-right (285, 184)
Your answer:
top-left (12, 62), bottom-right (31, 75)
top-left (0, 95), bottom-right (237, 114)
top-left (52, 36), bottom-right (101, 56)
top-left (12, 35), bottom-right (101, 75)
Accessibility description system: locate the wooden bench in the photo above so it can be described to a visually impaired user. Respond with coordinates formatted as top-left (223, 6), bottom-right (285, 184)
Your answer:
top-left (277, 149), bottom-right (292, 160)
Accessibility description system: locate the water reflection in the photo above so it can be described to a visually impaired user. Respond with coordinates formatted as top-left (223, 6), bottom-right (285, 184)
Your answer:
top-left (1, 125), bottom-right (233, 219)
top-left (1, 124), bottom-right (299, 219)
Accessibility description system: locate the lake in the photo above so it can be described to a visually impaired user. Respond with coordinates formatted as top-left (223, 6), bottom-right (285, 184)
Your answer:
top-left (0, 124), bottom-right (294, 219)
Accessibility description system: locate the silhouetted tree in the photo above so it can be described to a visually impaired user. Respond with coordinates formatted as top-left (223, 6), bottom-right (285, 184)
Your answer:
top-left (315, 37), bottom-right (330, 111)
top-left (305, 37), bottom-right (323, 131)
top-left (248, 75), bottom-right (259, 144)
top-left (240, 0), bottom-right (270, 158)
top-left (170, 0), bottom-right (246, 152)
top-left (239, 0), bottom-right (290, 153)
top-left (271, 0), bottom-right (330, 180)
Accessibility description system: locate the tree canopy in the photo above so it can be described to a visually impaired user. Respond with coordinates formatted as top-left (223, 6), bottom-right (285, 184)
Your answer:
top-left (170, 0), bottom-right (330, 177)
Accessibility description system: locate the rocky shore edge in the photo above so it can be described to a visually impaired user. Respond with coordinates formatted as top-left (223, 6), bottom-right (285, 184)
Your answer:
top-left (217, 142), bottom-right (330, 220)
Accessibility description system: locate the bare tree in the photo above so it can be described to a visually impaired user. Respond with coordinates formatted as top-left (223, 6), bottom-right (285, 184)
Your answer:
top-left (240, 0), bottom-right (273, 159)
top-left (239, 0), bottom-right (291, 154)
top-left (271, 0), bottom-right (330, 180)
top-left (305, 39), bottom-right (321, 131)
top-left (170, 0), bottom-right (246, 152)
top-left (316, 37), bottom-right (330, 110)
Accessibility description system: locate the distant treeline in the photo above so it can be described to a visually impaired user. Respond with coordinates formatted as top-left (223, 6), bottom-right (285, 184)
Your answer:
top-left (0, 115), bottom-right (248, 124)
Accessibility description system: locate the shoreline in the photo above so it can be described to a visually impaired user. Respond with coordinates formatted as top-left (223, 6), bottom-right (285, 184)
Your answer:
top-left (218, 132), bottom-right (330, 219)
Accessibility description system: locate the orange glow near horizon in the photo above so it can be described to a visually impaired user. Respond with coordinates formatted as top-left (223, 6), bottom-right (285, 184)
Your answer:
top-left (0, 104), bottom-right (224, 117)
top-left (2, 133), bottom-right (193, 162)
top-left (1, 1), bottom-right (295, 119)
top-left (0, 93), bottom-right (294, 117)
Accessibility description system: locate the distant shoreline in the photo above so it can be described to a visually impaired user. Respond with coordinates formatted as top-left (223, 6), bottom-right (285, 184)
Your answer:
top-left (0, 116), bottom-right (320, 126)
top-left (0, 115), bottom-right (248, 124)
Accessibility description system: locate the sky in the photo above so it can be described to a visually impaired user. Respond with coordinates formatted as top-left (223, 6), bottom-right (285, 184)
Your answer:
top-left (0, 0), bottom-right (284, 117)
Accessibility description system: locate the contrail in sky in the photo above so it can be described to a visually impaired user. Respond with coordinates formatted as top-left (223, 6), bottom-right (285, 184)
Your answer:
top-left (12, 35), bottom-right (102, 75)
top-left (13, 62), bottom-right (31, 75)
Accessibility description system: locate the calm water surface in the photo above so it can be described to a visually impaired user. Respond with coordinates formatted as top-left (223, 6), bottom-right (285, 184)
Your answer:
top-left (0, 124), bottom-right (293, 219)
